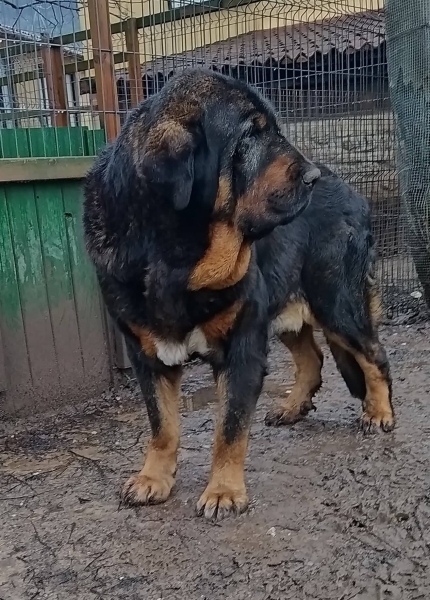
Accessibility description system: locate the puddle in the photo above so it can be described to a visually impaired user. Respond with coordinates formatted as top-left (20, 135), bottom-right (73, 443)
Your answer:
top-left (0, 452), bottom-right (70, 475)
top-left (180, 380), bottom-right (295, 412)
top-left (181, 385), bottom-right (217, 412)
top-left (112, 411), bottom-right (143, 424)
top-left (263, 379), bottom-right (294, 397)
top-left (69, 445), bottom-right (107, 461)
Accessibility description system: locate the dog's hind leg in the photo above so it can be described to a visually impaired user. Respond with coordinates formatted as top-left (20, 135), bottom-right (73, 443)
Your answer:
top-left (323, 281), bottom-right (394, 433)
top-left (326, 331), bottom-right (394, 433)
top-left (120, 332), bottom-right (182, 506)
top-left (265, 324), bottom-right (323, 426)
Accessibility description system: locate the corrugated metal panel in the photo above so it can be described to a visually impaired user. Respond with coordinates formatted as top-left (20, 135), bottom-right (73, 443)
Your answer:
top-left (118, 9), bottom-right (386, 80)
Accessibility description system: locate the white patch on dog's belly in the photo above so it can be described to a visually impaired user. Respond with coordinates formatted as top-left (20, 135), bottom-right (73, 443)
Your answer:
top-left (155, 327), bottom-right (209, 366)
top-left (154, 339), bottom-right (189, 366)
top-left (271, 302), bottom-right (316, 335)
top-left (187, 328), bottom-right (209, 355)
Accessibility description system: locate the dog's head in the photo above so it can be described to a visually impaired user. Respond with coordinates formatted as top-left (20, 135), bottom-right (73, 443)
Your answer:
top-left (136, 68), bottom-right (320, 241)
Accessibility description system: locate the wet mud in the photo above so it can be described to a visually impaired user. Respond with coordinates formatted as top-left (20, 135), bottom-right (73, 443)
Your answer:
top-left (1, 324), bottom-right (429, 599)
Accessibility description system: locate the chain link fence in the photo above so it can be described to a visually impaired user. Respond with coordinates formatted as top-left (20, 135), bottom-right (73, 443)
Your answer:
top-left (386, 0), bottom-right (430, 315)
top-left (0, 0), bottom-right (428, 321)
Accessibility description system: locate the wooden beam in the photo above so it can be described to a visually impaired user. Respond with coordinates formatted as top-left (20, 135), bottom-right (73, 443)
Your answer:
top-left (124, 18), bottom-right (144, 107)
top-left (0, 157), bottom-right (95, 182)
top-left (87, 0), bottom-right (120, 142)
top-left (41, 46), bottom-right (68, 127)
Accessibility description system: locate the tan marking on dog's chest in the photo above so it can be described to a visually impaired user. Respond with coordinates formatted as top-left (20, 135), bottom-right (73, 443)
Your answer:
top-left (128, 324), bottom-right (157, 357)
top-left (188, 222), bottom-right (251, 291)
top-left (201, 301), bottom-right (244, 341)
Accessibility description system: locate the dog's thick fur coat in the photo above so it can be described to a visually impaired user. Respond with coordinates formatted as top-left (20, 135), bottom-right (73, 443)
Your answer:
top-left (84, 68), bottom-right (393, 521)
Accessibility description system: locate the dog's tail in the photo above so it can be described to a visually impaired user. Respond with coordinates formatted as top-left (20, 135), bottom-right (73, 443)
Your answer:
top-left (328, 341), bottom-right (366, 401)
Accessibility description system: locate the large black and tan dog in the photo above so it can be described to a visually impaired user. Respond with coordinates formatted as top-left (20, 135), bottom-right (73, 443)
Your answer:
top-left (84, 68), bottom-right (392, 521)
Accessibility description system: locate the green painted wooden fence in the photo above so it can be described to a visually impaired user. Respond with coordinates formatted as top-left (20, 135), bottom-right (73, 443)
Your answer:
top-left (0, 127), bottom-right (112, 415)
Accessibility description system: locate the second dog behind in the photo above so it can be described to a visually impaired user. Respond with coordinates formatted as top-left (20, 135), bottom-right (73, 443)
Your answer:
top-left (261, 163), bottom-right (394, 433)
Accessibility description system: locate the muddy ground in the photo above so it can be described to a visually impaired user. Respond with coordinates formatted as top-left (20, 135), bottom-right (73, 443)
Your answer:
top-left (1, 323), bottom-right (430, 600)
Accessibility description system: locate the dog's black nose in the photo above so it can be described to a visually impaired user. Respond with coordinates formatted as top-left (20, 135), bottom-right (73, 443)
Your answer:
top-left (302, 167), bottom-right (321, 187)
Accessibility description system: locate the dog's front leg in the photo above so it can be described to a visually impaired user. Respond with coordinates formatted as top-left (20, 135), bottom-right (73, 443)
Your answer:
top-left (197, 301), bottom-right (268, 521)
top-left (120, 333), bottom-right (182, 506)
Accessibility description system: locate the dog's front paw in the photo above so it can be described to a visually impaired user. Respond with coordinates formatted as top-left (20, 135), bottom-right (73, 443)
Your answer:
top-left (196, 483), bottom-right (248, 521)
top-left (360, 409), bottom-right (395, 434)
top-left (121, 472), bottom-right (175, 506)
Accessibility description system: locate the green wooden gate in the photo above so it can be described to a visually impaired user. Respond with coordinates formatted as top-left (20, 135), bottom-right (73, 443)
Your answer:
top-left (0, 127), bottom-right (113, 415)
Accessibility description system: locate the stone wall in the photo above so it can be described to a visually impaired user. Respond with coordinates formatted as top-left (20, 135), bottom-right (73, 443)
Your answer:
top-left (281, 112), bottom-right (404, 254)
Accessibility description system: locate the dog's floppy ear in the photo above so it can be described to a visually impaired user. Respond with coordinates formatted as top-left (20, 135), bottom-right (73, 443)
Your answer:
top-left (141, 121), bottom-right (195, 211)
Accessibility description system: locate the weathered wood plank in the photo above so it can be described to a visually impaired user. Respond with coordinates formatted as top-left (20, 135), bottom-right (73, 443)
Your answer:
top-left (0, 129), bottom-right (30, 159)
top-left (5, 182), bottom-right (61, 406)
top-left (84, 129), bottom-right (106, 155)
top-left (62, 182), bottom-right (111, 386)
top-left (27, 127), bottom-right (95, 158)
top-left (55, 127), bottom-right (86, 157)
top-left (0, 186), bottom-right (33, 407)
top-left (35, 180), bottom-right (85, 389)
top-left (27, 128), bottom-right (60, 158)
top-left (0, 157), bottom-right (95, 182)
top-left (0, 126), bottom-right (112, 414)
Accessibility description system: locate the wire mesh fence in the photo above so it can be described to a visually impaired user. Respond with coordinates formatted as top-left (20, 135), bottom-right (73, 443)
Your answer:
top-left (0, 0), bottom-right (428, 321)
top-left (386, 0), bottom-right (430, 315)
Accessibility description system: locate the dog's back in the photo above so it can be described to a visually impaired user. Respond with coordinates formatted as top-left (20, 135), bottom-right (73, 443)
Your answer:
top-left (257, 165), bottom-right (374, 320)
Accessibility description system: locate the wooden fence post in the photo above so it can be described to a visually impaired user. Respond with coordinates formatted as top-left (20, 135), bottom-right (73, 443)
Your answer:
top-left (87, 0), bottom-right (120, 142)
top-left (88, 0), bottom-right (126, 370)
top-left (124, 17), bottom-right (144, 108)
top-left (41, 45), bottom-right (68, 127)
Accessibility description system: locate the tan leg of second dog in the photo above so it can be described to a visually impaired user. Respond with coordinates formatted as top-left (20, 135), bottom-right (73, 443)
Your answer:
top-left (354, 353), bottom-right (394, 433)
top-left (265, 325), bottom-right (323, 426)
